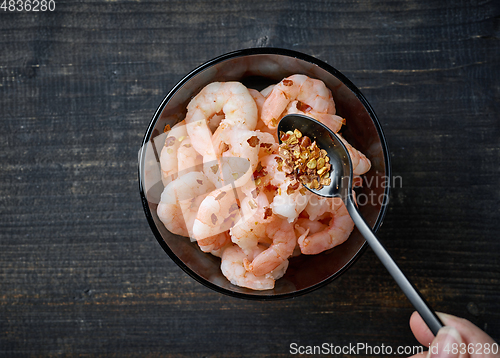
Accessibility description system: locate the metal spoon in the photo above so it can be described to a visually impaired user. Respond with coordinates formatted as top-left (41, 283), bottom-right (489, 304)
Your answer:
top-left (278, 113), bottom-right (444, 336)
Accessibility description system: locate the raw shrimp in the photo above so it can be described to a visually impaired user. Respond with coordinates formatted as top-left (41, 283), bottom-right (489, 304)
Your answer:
top-left (261, 74), bottom-right (336, 128)
top-left (185, 82), bottom-right (258, 161)
top-left (285, 100), bottom-right (345, 133)
top-left (157, 171), bottom-right (215, 237)
top-left (159, 121), bottom-right (188, 185)
top-left (220, 244), bottom-right (288, 290)
top-left (337, 133), bottom-right (371, 175)
top-left (245, 216), bottom-right (298, 277)
top-left (297, 197), bottom-right (354, 255)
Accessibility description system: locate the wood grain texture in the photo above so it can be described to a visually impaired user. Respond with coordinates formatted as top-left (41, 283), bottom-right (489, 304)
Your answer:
top-left (1, 0), bottom-right (499, 356)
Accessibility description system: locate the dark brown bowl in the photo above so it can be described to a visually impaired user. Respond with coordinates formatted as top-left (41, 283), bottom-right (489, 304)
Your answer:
top-left (138, 48), bottom-right (391, 299)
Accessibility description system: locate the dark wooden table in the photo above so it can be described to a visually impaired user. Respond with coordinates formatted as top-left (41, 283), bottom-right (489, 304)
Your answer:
top-left (1, 1), bottom-right (499, 357)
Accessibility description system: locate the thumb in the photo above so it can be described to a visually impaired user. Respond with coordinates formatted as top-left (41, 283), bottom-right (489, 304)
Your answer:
top-left (428, 326), bottom-right (464, 358)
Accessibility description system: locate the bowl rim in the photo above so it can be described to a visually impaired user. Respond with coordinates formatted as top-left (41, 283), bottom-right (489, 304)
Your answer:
top-left (138, 47), bottom-right (392, 300)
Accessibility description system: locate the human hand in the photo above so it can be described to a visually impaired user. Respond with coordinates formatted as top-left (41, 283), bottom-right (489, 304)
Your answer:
top-left (408, 311), bottom-right (499, 358)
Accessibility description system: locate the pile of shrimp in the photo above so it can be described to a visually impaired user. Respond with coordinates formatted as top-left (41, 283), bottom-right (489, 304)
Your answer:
top-left (157, 74), bottom-right (371, 290)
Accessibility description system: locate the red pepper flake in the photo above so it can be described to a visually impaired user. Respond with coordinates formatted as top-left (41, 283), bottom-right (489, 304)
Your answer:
top-left (247, 136), bottom-right (260, 148)
top-left (220, 142), bottom-right (230, 154)
top-left (252, 162), bottom-right (267, 180)
top-left (211, 213), bottom-right (218, 225)
top-left (211, 165), bottom-right (218, 174)
top-left (215, 191), bottom-right (226, 201)
top-left (296, 101), bottom-right (312, 112)
top-left (300, 136), bottom-right (311, 147)
top-left (263, 207), bottom-right (273, 220)
top-left (229, 203), bottom-right (239, 212)
top-left (164, 124), bottom-right (171, 133)
top-left (264, 183), bottom-right (278, 193)
top-left (286, 181), bottom-right (300, 195)
top-left (196, 179), bottom-right (203, 185)
top-left (283, 79), bottom-right (293, 86)
top-left (280, 132), bottom-right (291, 142)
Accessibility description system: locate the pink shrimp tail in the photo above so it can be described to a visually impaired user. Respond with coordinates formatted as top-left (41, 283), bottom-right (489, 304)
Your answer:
top-left (298, 199), bottom-right (354, 255)
top-left (197, 231), bottom-right (230, 253)
top-left (260, 90), bottom-right (289, 128)
top-left (249, 243), bottom-right (288, 277)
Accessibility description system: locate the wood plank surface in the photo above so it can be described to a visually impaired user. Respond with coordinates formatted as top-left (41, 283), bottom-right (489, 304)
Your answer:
top-left (1, 0), bottom-right (499, 356)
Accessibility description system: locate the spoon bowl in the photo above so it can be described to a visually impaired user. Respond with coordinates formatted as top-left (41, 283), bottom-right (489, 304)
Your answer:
top-left (279, 114), bottom-right (444, 336)
top-left (278, 113), bottom-right (353, 199)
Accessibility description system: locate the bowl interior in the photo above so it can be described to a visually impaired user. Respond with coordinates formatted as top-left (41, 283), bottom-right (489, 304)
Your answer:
top-left (139, 49), bottom-right (390, 299)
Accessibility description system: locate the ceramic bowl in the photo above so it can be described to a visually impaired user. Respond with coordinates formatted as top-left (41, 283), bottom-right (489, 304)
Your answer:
top-left (138, 48), bottom-right (391, 299)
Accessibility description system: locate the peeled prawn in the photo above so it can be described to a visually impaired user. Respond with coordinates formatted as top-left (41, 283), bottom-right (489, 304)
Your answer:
top-left (192, 185), bottom-right (241, 240)
top-left (245, 216), bottom-right (298, 277)
top-left (220, 244), bottom-right (288, 290)
top-left (261, 74), bottom-right (336, 128)
top-left (260, 84), bottom-right (275, 98)
top-left (249, 88), bottom-right (279, 142)
top-left (297, 197), bottom-right (354, 255)
top-left (157, 171), bottom-right (215, 237)
top-left (285, 100), bottom-right (345, 133)
top-left (185, 82), bottom-right (258, 161)
top-left (159, 121), bottom-right (188, 185)
top-left (197, 231), bottom-right (231, 257)
top-left (230, 190), bottom-right (273, 252)
top-left (177, 137), bottom-right (203, 174)
top-left (337, 134), bottom-right (371, 175)
top-left (209, 124), bottom-right (261, 187)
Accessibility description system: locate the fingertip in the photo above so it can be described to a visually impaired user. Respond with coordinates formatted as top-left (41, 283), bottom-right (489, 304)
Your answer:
top-left (409, 311), bottom-right (421, 327)
top-left (409, 311), bottom-right (435, 347)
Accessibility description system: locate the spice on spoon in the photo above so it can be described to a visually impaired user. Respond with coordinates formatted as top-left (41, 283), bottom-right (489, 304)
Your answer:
top-left (277, 129), bottom-right (332, 191)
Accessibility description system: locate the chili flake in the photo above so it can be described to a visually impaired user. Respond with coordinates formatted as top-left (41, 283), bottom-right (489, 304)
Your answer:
top-left (247, 136), bottom-right (260, 148)
top-left (277, 129), bottom-right (332, 191)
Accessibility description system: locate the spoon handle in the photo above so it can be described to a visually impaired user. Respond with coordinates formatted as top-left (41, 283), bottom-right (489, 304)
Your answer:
top-left (345, 197), bottom-right (444, 336)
